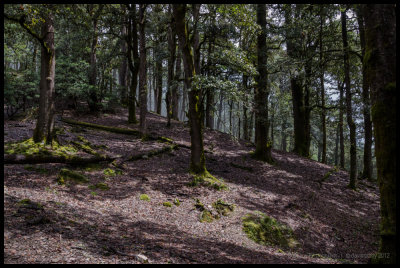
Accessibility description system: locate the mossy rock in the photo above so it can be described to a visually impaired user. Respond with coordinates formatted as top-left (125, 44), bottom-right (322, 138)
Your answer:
top-left (212, 199), bottom-right (235, 216)
top-left (103, 168), bottom-right (122, 177)
top-left (242, 212), bottom-right (298, 249)
top-left (163, 202), bottom-right (172, 207)
top-left (57, 168), bottom-right (89, 185)
top-left (200, 210), bottom-right (214, 223)
top-left (139, 194), bottom-right (150, 201)
top-left (89, 182), bottom-right (109, 191)
top-left (188, 171), bottom-right (228, 191)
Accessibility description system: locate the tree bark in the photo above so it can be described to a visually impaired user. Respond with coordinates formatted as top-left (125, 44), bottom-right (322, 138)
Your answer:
top-left (253, 4), bottom-right (273, 163)
top-left (33, 13), bottom-right (55, 144)
top-left (341, 8), bottom-right (357, 189)
top-left (87, 5), bottom-right (104, 113)
top-left (363, 4), bottom-right (396, 264)
top-left (166, 5), bottom-right (176, 127)
top-left (173, 4), bottom-right (206, 174)
top-left (356, 6), bottom-right (373, 181)
top-left (319, 7), bottom-right (327, 164)
top-left (338, 81), bottom-right (345, 169)
top-left (119, 20), bottom-right (129, 105)
top-left (138, 4), bottom-right (147, 136)
top-left (127, 4), bottom-right (139, 124)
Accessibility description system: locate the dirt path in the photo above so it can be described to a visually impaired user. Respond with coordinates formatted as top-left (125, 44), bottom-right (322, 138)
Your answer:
top-left (4, 109), bottom-right (380, 264)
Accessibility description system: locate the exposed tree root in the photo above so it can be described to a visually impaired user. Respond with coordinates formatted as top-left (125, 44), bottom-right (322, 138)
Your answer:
top-left (61, 118), bottom-right (141, 136)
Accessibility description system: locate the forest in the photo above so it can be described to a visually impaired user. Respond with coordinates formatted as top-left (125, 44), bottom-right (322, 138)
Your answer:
top-left (3, 4), bottom-right (396, 264)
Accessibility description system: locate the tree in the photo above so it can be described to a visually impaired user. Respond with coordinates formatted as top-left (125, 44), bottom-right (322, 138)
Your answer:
top-left (355, 5), bottom-right (373, 181)
top-left (363, 4), bottom-right (396, 264)
top-left (87, 4), bottom-right (104, 113)
top-left (166, 5), bottom-right (176, 127)
top-left (253, 4), bottom-right (273, 163)
top-left (341, 7), bottom-right (357, 189)
top-left (5, 5), bottom-right (56, 144)
top-left (173, 4), bottom-right (206, 174)
top-left (126, 4), bottom-right (139, 124)
top-left (138, 4), bottom-right (147, 135)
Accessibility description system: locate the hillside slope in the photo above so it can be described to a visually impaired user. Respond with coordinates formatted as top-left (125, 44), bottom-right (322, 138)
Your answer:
top-left (4, 109), bottom-right (380, 264)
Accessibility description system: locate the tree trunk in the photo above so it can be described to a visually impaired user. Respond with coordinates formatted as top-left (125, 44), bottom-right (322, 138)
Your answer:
top-left (253, 4), bottom-right (273, 163)
top-left (341, 8), bottom-right (357, 189)
top-left (33, 13), bottom-right (55, 144)
top-left (87, 6), bottom-right (103, 113)
top-left (166, 5), bottom-right (176, 127)
top-left (363, 4), bottom-right (396, 264)
top-left (319, 8), bottom-right (327, 164)
top-left (127, 4), bottom-right (139, 124)
top-left (172, 50), bottom-right (181, 120)
top-left (173, 4), bottom-right (206, 174)
top-left (138, 4), bottom-right (147, 136)
top-left (119, 22), bottom-right (128, 105)
top-left (356, 6), bottom-right (373, 181)
top-left (338, 81), bottom-right (345, 169)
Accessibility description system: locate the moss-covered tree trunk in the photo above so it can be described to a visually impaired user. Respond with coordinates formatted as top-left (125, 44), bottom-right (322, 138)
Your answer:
top-left (253, 4), bottom-right (273, 163)
top-left (33, 13), bottom-right (55, 144)
top-left (172, 50), bottom-right (181, 121)
top-left (173, 4), bottom-right (206, 174)
top-left (356, 5), bottom-right (373, 181)
top-left (363, 4), bottom-right (396, 264)
top-left (341, 8), bottom-right (357, 189)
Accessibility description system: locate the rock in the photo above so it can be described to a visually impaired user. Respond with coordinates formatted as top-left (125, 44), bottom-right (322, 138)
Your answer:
top-left (135, 254), bottom-right (149, 263)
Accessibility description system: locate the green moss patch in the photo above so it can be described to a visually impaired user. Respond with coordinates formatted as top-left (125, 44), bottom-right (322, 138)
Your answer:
top-left (212, 199), bottom-right (235, 217)
top-left (139, 194), bottom-right (150, 201)
top-left (24, 164), bottom-right (49, 174)
top-left (200, 210), bottom-right (214, 223)
top-left (57, 168), bottom-right (89, 185)
top-left (173, 198), bottom-right (181, 206)
top-left (17, 198), bottom-right (43, 209)
top-left (188, 171), bottom-right (227, 191)
top-left (242, 212), bottom-right (298, 249)
top-left (5, 138), bottom-right (77, 158)
top-left (103, 168), bottom-right (122, 177)
top-left (163, 202), bottom-right (172, 207)
top-left (88, 182), bottom-right (110, 191)
top-left (157, 136), bottom-right (174, 144)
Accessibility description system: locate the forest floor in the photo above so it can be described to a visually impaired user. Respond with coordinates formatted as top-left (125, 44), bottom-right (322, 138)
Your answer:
top-left (4, 108), bottom-right (380, 264)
